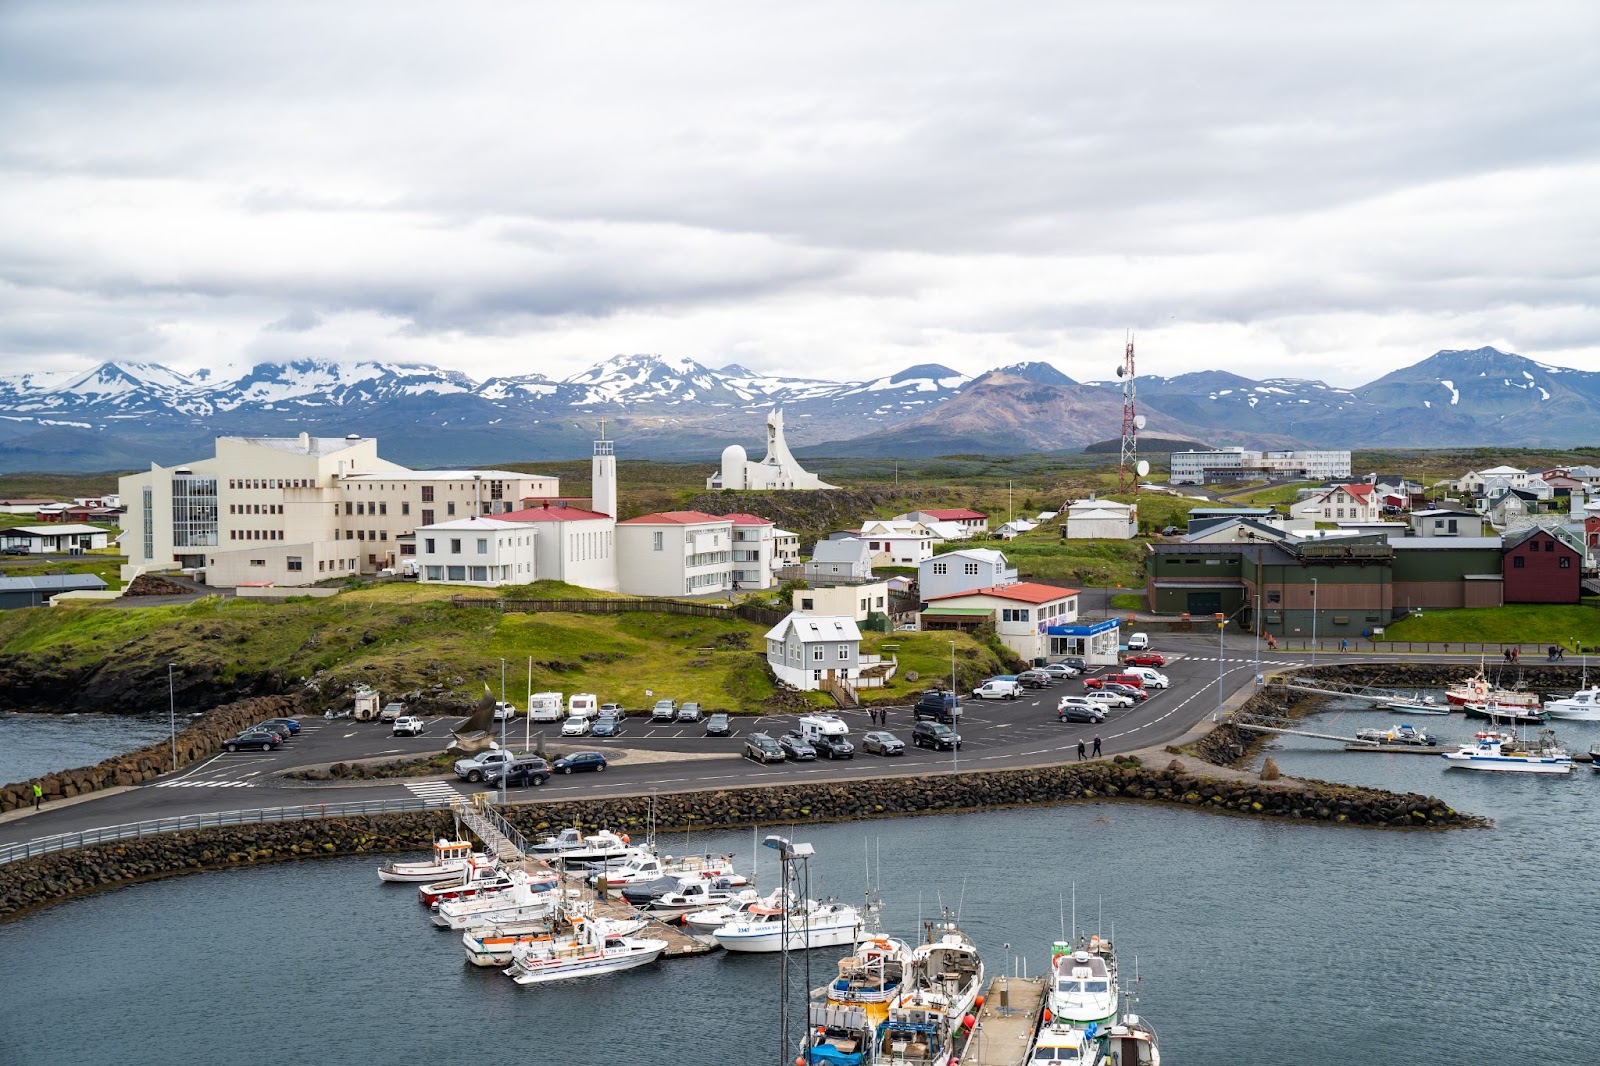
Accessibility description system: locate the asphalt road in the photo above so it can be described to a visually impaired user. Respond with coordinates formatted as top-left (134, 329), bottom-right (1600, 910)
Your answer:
top-left (1, 632), bottom-right (1300, 848)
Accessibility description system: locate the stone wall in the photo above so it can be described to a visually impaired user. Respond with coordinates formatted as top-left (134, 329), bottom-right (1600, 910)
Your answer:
top-left (0, 756), bottom-right (1481, 923)
top-left (0, 693), bottom-right (309, 813)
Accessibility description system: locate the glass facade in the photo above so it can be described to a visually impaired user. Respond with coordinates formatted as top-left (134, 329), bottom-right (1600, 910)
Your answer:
top-left (142, 487), bottom-right (154, 560)
top-left (170, 476), bottom-right (218, 547)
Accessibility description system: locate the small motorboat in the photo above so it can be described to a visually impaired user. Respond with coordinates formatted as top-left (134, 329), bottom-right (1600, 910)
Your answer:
top-left (1460, 701), bottom-right (1547, 726)
top-left (1543, 686), bottom-right (1600, 721)
top-left (553, 830), bottom-right (639, 865)
top-left (597, 852), bottom-right (741, 889)
top-left (714, 900), bottom-right (865, 954)
top-left (1441, 729), bottom-right (1574, 774)
top-left (1104, 1013), bottom-right (1161, 1065)
top-left (431, 876), bottom-right (564, 930)
top-left (642, 877), bottom-right (743, 915)
top-left (1375, 694), bottom-right (1449, 715)
top-left (377, 839), bottom-right (480, 884)
top-left (1354, 724), bottom-right (1438, 747)
top-left (417, 855), bottom-right (514, 907)
top-left (462, 912), bottom-right (646, 967)
top-left (503, 917), bottom-right (669, 985)
top-left (682, 888), bottom-right (775, 934)
top-left (531, 827), bottom-right (587, 855)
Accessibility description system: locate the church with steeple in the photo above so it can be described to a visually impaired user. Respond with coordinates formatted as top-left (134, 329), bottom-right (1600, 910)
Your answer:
top-left (706, 409), bottom-right (837, 491)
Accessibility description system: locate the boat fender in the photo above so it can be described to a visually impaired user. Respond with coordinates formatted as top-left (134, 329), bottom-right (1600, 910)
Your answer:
top-left (962, 1013), bottom-right (976, 1030)
top-left (972, 995), bottom-right (984, 1011)
top-left (1043, 1009), bottom-right (1052, 1024)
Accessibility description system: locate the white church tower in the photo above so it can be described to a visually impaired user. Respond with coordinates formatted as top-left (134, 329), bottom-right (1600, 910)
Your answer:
top-left (707, 408), bottom-right (837, 490)
top-left (592, 419), bottom-right (617, 517)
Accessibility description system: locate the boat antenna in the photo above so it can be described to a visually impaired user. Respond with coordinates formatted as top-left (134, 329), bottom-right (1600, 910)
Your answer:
top-left (956, 874), bottom-right (968, 922)
top-left (1098, 895), bottom-right (1103, 937)
top-left (1059, 893), bottom-right (1066, 940)
top-left (1071, 882), bottom-right (1077, 944)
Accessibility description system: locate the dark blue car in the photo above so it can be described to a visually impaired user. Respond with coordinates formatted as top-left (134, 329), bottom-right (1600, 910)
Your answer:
top-left (258, 717), bottom-right (300, 736)
top-left (552, 751), bottom-right (608, 775)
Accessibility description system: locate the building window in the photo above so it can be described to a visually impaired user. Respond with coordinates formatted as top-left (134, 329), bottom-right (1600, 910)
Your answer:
top-left (379, 502), bottom-right (387, 515)
top-left (476, 538), bottom-right (488, 554)
top-left (170, 476), bottom-right (219, 548)
top-left (141, 486), bottom-right (153, 559)
top-left (345, 501), bottom-right (353, 515)
top-left (653, 532), bottom-right (664, 551)
top-left (249, 559), bottom-right (265, 567)
top-left (447, 565), bottom-right (466, 581)
top-left (470, 566), bottom-right (488, 581)
top-left (421, 509), bottom-right (434, 526)
top-left (402, 502), bottom-right (411, 516)
top-left (424, 539), bottom-right (435, 553)
top-left (813, 647), bottom-right (824, 661)
top-left (287, 556), bottom-right (302, 572)
top-left (447, 502), bottom-right (456, 516)
top-left (1267, 590), bottom-right (1281, 604)
top-left (838, 646), bottom-right (849, 660)
top-left (450, 539), bottom-right (462, 554)
top-left (1560, 557), bottom-right (1572, 569)
top-left (425, 566), bottom-right (443, 580)
top-left (801, 598), bottom-right (814, 610)
top-left (421, 486), bottom-right (434, 502)
top-left (1513, 556), bottom-right (1525, 568)
top-left (964, 562), bottom-right (979, 575)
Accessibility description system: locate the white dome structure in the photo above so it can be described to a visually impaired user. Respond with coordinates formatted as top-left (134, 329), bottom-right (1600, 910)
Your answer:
top-left (706, 411), bottom-right (835, 491)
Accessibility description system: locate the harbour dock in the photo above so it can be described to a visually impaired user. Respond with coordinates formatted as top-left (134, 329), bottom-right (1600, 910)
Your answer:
top-left (1342, 743), bottom-right (1448, 755)
top-left (959, 975), bottom-right (1047, 1066)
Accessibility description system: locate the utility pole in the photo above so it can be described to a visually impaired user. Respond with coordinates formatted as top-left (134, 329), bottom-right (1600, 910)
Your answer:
top-left (1310, 578), bottom-right (1319, 666)
top-left (167, 663), bottom-right (177, 770)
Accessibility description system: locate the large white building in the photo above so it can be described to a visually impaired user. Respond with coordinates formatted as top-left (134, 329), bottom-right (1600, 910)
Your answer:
top-left (118, 433), bottom-right (561, 587)
top-left (615, 511), bottom-right (735, 596)
top-left (1170, 448), bottom-right (1352, 485)
top-left (919, 582), bottom-right (1080, 661)
top-left (724, 513), bottom-right (779, 590)
top-left (497, 503), bottom-right (619, 590)
top-left (416, 517), bottom-right (539, 587)
top-left (706, 409), bottom-right (836, 491)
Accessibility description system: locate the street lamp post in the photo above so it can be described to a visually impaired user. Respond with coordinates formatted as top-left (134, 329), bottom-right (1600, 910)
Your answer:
top-left (1216, 617), bottom-right (1225, 719)
top-left (763, 835), bottom-right (815, 1066)
top-left (167, 663), bottom-right (177, 771)
top-left (950, 640), bottom-right (959, 775)
top-left (1310, 578), bottom-right (1319, 666)
top-left (499, 657), bottom-right (508, 804)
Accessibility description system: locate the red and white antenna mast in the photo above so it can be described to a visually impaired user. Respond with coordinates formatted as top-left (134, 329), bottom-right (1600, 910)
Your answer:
top-left (1117, 333), bottom-right (1144, 494)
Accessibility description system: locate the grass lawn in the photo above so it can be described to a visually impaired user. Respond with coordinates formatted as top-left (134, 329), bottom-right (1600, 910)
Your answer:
top-left (1109, 593), bottom-right (1144, 611)
top-left (0, 555), bottom-right (125, 590)
top-left (1381, 605), bottom-right (1600, 647)
top-left (1227, 482), bottom-right (1315, 506)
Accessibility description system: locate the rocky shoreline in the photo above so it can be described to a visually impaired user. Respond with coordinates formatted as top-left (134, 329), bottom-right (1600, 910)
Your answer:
top-left (0, 753), bottom-right (1483, 923)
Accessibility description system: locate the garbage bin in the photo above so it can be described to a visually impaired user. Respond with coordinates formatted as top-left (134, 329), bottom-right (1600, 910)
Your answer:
top-left (1033, 657), bottom-right (1047, 668)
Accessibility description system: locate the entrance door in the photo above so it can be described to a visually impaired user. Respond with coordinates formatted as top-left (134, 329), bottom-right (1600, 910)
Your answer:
top-left (1186, 591), bottom-right (1222, 615)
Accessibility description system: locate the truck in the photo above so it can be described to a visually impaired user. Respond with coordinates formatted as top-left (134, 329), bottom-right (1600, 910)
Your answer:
top-left (972, 678), bottom-right (1021, 700)
top-left (527, 692), bottom-right (564, 722)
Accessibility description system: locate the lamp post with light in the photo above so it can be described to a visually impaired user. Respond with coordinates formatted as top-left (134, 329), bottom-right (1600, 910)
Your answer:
top-left (763, 834), bottom-right (814, 1066)
top-left (1310, 578), bottom-right (1319, 666)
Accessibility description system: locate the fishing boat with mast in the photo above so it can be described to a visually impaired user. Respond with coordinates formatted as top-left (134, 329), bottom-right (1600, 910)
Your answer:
top-left (1446, 668), bottom-right (1541, 710)
top-left (803, 929), bottom-right (916, 1065)
top-left (1543, 685), bottom-right (1600, 721)
top-left (1460, 699), bottom-right (1547, 726)
top-left (1441, 727), bottom-right (1574, 774)
top-left (501, 916), bottom-right (670, 985)
top-left (870, 910), bottom-right (986, 1066)
top-left (377, 838), bottom-right (481, 883)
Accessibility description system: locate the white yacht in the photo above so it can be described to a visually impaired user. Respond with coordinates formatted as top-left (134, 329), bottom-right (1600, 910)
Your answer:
top-left (1440, 729), bottom-right (1574, 774)
top-left (682, 888), bottom-right (769, 933)
top-left (431, 877), bottom-right (564, 930)
top-left (1048, 937), bottom-right (1119, 1029)
top-left (502, 917), bottom-right (669, 985)
top-left (1543, 686), bottom-right (1600, 721)
top-left (713, 899), bottom-right (864, 953)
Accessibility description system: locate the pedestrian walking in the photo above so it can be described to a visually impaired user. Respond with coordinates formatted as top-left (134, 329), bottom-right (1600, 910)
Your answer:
top-left (1076, 739), bottom-right (1087, 761)
top-left (1092, 735), bottom-right (1102, 757)
top-left (1513, 647), bottom-right (1520, 663)
top-left (1339, 638), bottom-right (1348, 653)
top-left (1504, 649), bottom-right (1512, 663)
top-left (31, 783), bottom-right (43, 811)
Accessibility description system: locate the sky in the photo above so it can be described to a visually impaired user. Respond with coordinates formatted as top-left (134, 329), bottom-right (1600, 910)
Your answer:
top-left (3, 0), bottom-right (1598, 388)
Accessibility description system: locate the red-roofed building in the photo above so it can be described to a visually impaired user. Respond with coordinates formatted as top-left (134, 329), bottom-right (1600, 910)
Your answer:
top-left (1290, 484), bottom-right (1380, 524)
top-left (919, 582), bottom-right (1081, 659)
top-left (900, 508), bottom-right (989, 537)
top-left (498, 503), bottom-right (619, 590)
top-left (616, 511), bottom-right (734, 596)
top-left (720, 513), bottom-right (779, 589)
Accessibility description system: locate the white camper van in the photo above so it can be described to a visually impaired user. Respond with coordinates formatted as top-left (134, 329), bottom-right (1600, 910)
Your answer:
top-left (567, 693), bottom-right (599, 721)
top-left (796, 714), bottom-right (850, 743)
top-left (528, 692), bottom-right (564, 722)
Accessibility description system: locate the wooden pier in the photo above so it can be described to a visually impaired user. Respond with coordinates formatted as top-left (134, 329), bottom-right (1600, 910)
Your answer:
top-left (958, 975), bottom-right (1047, 1066)
top-left (1342, 743), bottom-right (1447, 755)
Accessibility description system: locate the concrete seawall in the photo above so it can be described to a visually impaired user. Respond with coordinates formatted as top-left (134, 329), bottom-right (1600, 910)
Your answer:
top-left (0, 756), bottom-right (1481, 923)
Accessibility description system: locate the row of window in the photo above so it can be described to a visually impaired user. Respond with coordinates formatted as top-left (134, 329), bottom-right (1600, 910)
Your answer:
top-left (245, 556), bottom-right (355, 572)
top-left (229, 478), bottom-right (312, 490)
top-left (346, 530), bottom-right (389, 541)
top-left (425, 564), bottom-right (513, 581)
top-left (230, 503), bottom-right (282, 515)
top-left (686, 551), bottom-right (730, 568)
top-left (230, 530), bottom-right (283, 541)
top-left (345, 501), bottom-right (391, 516)
top-left (776, 642), bottom-right (853, 662)
top-left (1512, 556), bottom-right (1571, 569)
top-left (686, 572), bottom-right (727, 591)
top-left (570, 530), bottom-right (611, 562)
top-left (929, 561), bottom-right (983, 576)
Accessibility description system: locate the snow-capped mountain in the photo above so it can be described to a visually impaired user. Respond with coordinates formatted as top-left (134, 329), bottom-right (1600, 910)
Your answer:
top-left (2, 346), bottom-right (1598, 472)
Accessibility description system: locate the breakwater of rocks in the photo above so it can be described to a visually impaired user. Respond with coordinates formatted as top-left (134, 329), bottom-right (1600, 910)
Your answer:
top-left (0, 754), bottom-right (1480, 922)
top-left (0, 694), bottom-right (308, 814)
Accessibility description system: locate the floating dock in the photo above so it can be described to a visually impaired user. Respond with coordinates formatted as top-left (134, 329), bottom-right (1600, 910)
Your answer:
top-left (1343, 743), bottom-right (1447, 755)
top-left (959, 975), bottom-right (1047, 1066)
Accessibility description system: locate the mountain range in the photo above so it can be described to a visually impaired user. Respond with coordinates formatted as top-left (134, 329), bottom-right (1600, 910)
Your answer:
top-left (0, 346), bottom-right (1594, 472)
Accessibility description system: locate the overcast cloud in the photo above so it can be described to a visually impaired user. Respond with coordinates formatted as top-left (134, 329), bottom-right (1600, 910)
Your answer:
top-left (2, 0), bottom-right (1597, 387)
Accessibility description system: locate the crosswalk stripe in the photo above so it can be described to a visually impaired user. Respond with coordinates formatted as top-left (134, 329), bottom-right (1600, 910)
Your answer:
top-left (153, 780), bottom-right (256, 788)
top-left (405, 781), bottom-right (459, 800)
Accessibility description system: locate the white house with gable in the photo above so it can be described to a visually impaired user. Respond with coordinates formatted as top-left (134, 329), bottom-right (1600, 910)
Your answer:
top-left (764, 612), bottom-right (862, 691)
top-left (856, 519), bottom-right (938, 566)
top-left (417, 517), bottom-right (538, 586)
top-left (919, 548), bottom-right (1016, 601)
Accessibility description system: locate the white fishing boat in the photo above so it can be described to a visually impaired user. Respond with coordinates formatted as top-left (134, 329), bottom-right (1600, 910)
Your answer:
top-left (417, 855), bottom-right (513, 907)
top-left (461, 911), bottom-right (644, 967)
top-left (1047, 936), bottom-right (1119, 1029)
top-left (531, 827), bottom-right (588, 855)
top-left (802, 933), bottom-right (915, 1065)
top-left (377, 839), bottom-right (480, 883)
top-left (1354, 723), bottom-right (1438, 747)
top-left (872, 913), bottom-right (986, 1066)
top-left (502, 916), bottom-right (669, 985)
top-left (641, 878), bottom-right (743, 915)
top-left (1446, 671), bottom-right (1540, 710)
top-left (1375, 694), bottom-right (1448, 715)
top-left (555, 830), bottom-right (639, 865)
top-left (713, 899), bottom-right (864, 953)
top-left (590, 851), bottom-right (740, 888)
top-left (1104, 1013), bottom-right (1161, 1065)
top-left (1028, 1022), bottom-right (1106, 1064)
top-left (431, 876), bottom-right (564, 929)
top-left (1441, 729), bottom-right (1574, 774)
top-left (1543, 686), bottom-right (1600, 721)
top-left (683, 888), bottom-right (769, 933)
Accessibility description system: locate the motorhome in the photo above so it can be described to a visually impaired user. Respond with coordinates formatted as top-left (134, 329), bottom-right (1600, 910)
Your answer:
top-left (797, 714), bottom-right (851, 743)
top-left (567, 693), bottom-right (599, 721)
top-left (528, 692), bottom-right (564, 722)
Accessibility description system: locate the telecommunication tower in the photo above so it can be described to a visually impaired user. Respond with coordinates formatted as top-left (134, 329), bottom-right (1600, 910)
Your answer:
top-left (1116, 334), bottom-right (1147, 493)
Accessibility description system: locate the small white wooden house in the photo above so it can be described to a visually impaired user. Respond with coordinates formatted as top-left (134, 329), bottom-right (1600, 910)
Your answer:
top-left (1063, 499), bottom-right (1137, 540)
top-left (1288, 484), bottom-right (1380, 524)
top-left (764, 612), bottom-right (863, 691)
top-left (805, 538), bottom-right (876, 580)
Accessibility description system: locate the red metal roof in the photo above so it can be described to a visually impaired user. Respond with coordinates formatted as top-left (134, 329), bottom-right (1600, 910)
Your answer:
top-left (500, 505), bottom-right (613, 522)
top-left (921, 508), bottom-right (987, 520)
top-left (925, 581), bottom-right (1080, 604)
top-left (719, 512), bottom-right (775, 526)
top-left (617, 510), bottom-right (728, 525)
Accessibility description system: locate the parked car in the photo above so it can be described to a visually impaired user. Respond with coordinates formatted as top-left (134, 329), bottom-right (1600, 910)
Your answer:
top-left (1124, 667), bottom-right (1169, 690)
top-left (257, 717), bottom-right (300, 736)
top-left (1124, 652), bottom-right (1167, 668)
top-left (1, 546), bottom-right (29, 556)
top-left (379, 701), bottom-right (407, 723)
top-left (813, 732), bottom-right (855, 759)
top-left (779, 732), bottom-right (816, 760)
top-left (676, 702), bottom-right (704, 723)
top-left (744, 732), bottom-right (786, 763)
top-left (589, 717), bottom-right (622, 738)
top-left (651, 699), bottom-right (678, 722)
top-left (1016, 669), bottom-right (1053, 689)
top-left (486, 755), bottom-right (550, 788)
top-left (1100, 681), bottom-right (1151, 701)
top-left (1084, 673), bottom-right (1145, 691)
top-left (454, 749), bottom-right (521, 782)
top-left (895, 622), bottom-right (918, 631)
top-left (561, 716), bottom-right (590, 737)
top-left (1127, 632), bottom-right (1151, 651)
top-left (704, 713), bottom-right (731, 737)
top-left (1041, 663), bottom-right (1079, 680)
top-left (223, 729), bottom-right (282, 752)
top-left (862, 731), bottom-right (905, 755)
top-left (913, 690), bottom-right (962, 723)
top-left (1057, 656), bottom-right (1088, 672)
top-left (492, 701), bottom-right (518, 721)
top-left (1081, 690), bottom-right (1133, 710)
top-left (598, 703), bottom-right (627, 721)
top-left (972, 679), bottom-right (1021, 701)
top-left (1056, 698), bottom-right (1108, 724)
top-left (911, 721), bottom-right (961, 750)
top-left (391, 715), bottom-right (426, 737)
top-left (552, 751), bottom-right (608, 774)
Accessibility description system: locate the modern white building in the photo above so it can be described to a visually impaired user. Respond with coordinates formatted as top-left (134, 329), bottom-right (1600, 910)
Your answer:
top-left (919, 582), bottom-right (1080, 661)
top-left (724, 513), bottom-right (779, 590)
top-left (615, 511), bottom-right (734, 596)
top-left (1063, 498), bottom-right (1138, 540)
top-left (416, 517), bottom-right (539, 587)
top-left (793, 581), bottom-right (891, 622)
top-left (856, 520), bottom-right (938, 567)
top-left (919, 548), bottom-right (1016, 602)
top-left (764, 612), bottom-right (862, 691)
top-left (706, 409), bottom-right (837, 491)
top-left (499, 503), bottom-right (619, 591)
top-left (1170, 448), bottom-right (1351, 485)
top-left (897, 509), bottom-right (989, 538)
top-left (0, 524), bottom-right (112, 554)
top-left (772, 528), bottom-right (801, 568)
top-left (118, 433), bottom-right (560, 587)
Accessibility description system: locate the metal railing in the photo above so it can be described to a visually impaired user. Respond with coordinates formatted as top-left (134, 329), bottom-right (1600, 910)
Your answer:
top-left (0, 796), bottom-right (453, 867)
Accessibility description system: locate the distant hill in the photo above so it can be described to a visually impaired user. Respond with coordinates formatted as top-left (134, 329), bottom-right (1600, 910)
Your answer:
top-left (1083, 436), bottom-right (1211, 455)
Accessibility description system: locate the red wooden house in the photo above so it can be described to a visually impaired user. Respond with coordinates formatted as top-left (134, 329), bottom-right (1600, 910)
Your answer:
top-left (1501, 526), bottom-right (1583, 604)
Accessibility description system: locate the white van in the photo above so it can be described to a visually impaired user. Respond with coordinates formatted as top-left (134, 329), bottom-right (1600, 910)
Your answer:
top-left (796, 714), bottom-right (850, 743)
top-left (1124, 666), bottom-right (1169, 690)
top-left (567, 693), bottom-right (599, 721)
top-left (527, 692), bottom-right (564, 722)
top-left (1126, 632), bottom-right (1150, 651)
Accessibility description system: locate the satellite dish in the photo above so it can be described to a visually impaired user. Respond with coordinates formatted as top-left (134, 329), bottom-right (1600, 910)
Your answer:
top-left (1115, 366), bottom-right (1125, 378)
top-left (1134, 415), bottom-right (1147, 430)
top-left (1136, 460), bottom-right (1151, 477)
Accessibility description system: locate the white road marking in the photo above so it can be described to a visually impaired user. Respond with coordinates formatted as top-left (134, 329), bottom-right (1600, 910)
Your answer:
top-left (343, 732), bottom-right (357, 738)
top-left (404, 781), bottom-right (459, 800)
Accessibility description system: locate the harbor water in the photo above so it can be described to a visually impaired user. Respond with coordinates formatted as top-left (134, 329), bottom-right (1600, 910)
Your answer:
top-left (0, 711), bottom-right (176, 785)
top-left (1, 700), bottom-right (1597, 1065)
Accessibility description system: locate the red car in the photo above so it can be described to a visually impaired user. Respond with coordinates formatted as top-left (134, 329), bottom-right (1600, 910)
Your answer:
top-left (1084, 673), bottom-right (1145, 691)
top-left (1124, 652), bottom-right (1166, 667)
